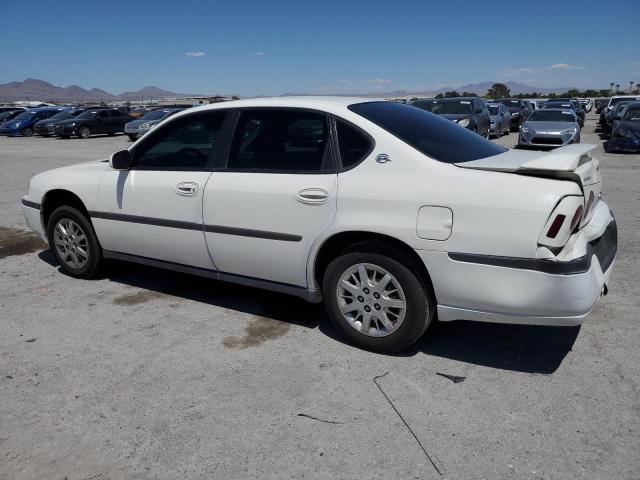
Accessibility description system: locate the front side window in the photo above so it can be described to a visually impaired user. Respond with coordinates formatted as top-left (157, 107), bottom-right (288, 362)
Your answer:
top-left (624, 107), bottom-right (640, 121)
top-left (133, 111), bottom-right (226, 170)
top-left (227, 109), bottom-right (332, 172)
top-left (350, 101), bottom-right (506, 163)
top-left (336, 119), bottom-right (373, 169)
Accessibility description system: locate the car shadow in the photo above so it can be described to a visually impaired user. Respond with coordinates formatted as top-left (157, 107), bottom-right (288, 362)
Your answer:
top-left (38, 249), bottom-right (580, 373)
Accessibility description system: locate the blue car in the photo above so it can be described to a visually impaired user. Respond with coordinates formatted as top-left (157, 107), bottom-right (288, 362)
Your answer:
top-left (0, 107), bottom-right (66, 137)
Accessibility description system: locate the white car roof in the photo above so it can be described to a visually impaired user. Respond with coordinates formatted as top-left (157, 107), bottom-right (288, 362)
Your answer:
top-left (188, 96), bottom-right (380, 112)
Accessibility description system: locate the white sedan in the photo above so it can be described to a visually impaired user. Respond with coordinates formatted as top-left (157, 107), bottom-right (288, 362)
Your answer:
top-left (21, 97), bottom-right (617, 352)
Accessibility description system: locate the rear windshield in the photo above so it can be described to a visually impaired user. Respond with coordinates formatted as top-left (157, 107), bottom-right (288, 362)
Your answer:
top-left (349, 102), bottom-right (506, 163)
top-left (48, 110), bottom-right (74, 121)
top-left (544, 102), bottom-right (573, 110)
top-left (528, 110), bottom-right (575, 122)
top-left (610, 97), bottom-right (639, 106)
top-left (488, 106), bottom-right (499, 115)
top-left (13, 111), bottom-right (35, 121)
top-left (413, 100), bottom-right (473, 114)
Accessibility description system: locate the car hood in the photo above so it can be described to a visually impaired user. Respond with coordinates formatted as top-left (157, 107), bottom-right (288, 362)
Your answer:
top-left (125, 119), bottom-right (154, 128)
top-left (438, 113), bottom-right (470, 121)
top-left (522, 121), bottom-right (577, 132)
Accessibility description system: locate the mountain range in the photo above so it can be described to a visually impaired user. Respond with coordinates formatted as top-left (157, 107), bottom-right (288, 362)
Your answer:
top-left (0, 79), bottom-right (197, 102)
top-left (0, 78), bottom-right (575, 103)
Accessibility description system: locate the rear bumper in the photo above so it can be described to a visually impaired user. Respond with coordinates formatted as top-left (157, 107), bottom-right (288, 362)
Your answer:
top-left (419, 204), bottom-right (617, 326)
top-left (519, 131), bottom-right (576, 147)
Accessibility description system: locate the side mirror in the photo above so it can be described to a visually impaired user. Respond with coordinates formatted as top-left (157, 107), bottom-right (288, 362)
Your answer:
top-left (110, 150), bottom-right (132, 170)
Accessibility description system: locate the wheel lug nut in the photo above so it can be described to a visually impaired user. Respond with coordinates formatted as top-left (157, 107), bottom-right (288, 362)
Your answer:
top-left (363, 288), bottom-right (370, 294)
top-left (373, 292), bottom-right (380, 299)
top-left (357, 296), bottom-right (364, 302)
top-left (364, 305), bottom-right (371, 312)
top-left (374, 304), bottom-right (381, 310)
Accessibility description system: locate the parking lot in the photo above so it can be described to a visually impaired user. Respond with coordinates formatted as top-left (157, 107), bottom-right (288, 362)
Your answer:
top-left (1, 112), bottom-right (639, 479)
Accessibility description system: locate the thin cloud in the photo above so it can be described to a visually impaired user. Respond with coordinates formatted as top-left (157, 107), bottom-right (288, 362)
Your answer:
top-left (370, 78), bottom-right (391, 85)
top-left (549, 63), bottom-right (585, 70)
top-left (186, 51), bottom-right (205, 57)
top-left (250, 51), bottom-right (267, 56)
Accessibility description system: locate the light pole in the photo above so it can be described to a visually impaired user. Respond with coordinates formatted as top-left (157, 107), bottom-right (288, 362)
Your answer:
top-left (630, 81), bottom-right (635, 94)
top-left (615, 84), bottom-right (620, 94)
top-left (610, 82), bottom-right (614, 93)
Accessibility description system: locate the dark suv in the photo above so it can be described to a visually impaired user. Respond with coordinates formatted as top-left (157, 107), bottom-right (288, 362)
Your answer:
top-left (412, 97), bottom-right (491, 138)
top-left (495, 99), bottom-right (532, 131)
top-left (53, 108), bottom-right (130, 139)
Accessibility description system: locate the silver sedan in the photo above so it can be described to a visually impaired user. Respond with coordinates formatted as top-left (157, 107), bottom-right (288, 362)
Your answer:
top-left (518, 109), bottom-right (580, 148)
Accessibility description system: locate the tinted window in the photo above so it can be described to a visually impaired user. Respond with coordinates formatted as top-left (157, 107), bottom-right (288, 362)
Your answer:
top-left (624, 107), bottom-right (640, 121)
top-left (528, 110), bottom-right (576, 122)
top-left (97, 110), bottom-right (110, 118)
top-left (349, 102), bottom-right (506, 163)
top-left (227, 109), bottom-right (331, 172)
top-left (414, 100), bottom-right (473, 114)
top-left (133, 111), bottom-right (226, 170)
top-left (488, 106), bottom-right (499, 115)
top-left (336, 119), bottom-right (373, 169)
top-left (48, 110), bottom-right (74, 121)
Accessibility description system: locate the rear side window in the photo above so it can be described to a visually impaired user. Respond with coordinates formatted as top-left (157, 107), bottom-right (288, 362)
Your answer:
top-left (336, 120), bottom-right (373, 169)
top-left (227, 109), bottom-right (333, 172)
top-left (349, 102), bottom-right (506, 163)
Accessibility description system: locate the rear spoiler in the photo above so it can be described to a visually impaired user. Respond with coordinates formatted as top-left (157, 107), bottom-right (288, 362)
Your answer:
top-left (519, 144), bottom-right (597, 172)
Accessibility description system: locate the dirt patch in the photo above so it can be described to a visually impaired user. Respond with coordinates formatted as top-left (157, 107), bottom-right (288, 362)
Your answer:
top-left (113, 290), bottom-right (169, 305)
top-left (0, 227), bottom-right (47, 260)
top-left (223, 317), bottom-right (291, 349)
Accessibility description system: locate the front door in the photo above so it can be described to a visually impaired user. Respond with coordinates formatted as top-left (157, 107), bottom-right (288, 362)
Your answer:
top-left (94, 110), bottom-right (229, 269)
top-left (202, 108), bottom-right (338, 287)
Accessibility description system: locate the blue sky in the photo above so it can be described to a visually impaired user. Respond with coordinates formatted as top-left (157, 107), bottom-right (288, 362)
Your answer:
top-left (1, 0), bottom-right (639, 96)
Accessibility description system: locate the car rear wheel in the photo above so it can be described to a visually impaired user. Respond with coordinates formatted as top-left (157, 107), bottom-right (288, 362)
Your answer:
top-left (127, 134), bottom-right (137, 141)
top-left (47, 206), bottom-right (102, 278)
top-left (22, 127), bottom-right (33, 137)
top-left (323, 251), bottom-right (434, 352)
top-left (78, 126), bottom-right (91, 139)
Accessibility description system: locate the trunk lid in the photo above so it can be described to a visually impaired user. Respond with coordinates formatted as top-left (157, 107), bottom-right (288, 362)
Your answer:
top-left (456, 144), bottom-right (601, 227)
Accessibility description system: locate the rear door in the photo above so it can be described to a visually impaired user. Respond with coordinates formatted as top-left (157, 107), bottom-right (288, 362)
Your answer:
top-left (202, 108), bottom-right (338, 287)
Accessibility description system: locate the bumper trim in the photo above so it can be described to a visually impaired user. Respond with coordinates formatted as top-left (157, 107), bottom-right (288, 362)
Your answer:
top-left (448, 218), bottom-right (617, 276)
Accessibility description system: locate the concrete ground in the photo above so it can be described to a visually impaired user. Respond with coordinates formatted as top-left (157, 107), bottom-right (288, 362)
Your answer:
top-left (1, 117), bottom-right (639, 480)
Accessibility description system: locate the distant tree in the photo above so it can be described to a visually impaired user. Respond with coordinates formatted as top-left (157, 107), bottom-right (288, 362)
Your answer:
top-left (410, 97), bottom-right (419, 102)
top-left (610, 82), bottom-right (614, 93)
top-left (598, 89), bottom-right (611, 97)
top-left (460, 91), bottom-right (477, 97)
top-left (444, 91), bottom-right (460, 98)
top-left (486, 83), bottom-right (510, 99)
top-left (434, 93), bottom-right (444, 99)
top-left (583, 89), bottom-right (599, 97)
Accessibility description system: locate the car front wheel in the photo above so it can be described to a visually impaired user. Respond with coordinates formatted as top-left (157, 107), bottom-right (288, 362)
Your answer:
top-left (77, 126), bottom-right (91, 139)
top-left (47, 206), bottom-right (102, 278)
top-left (323, 251), bottom-right (434, 352)
top-left (22, 127), bottom-right (33, 137)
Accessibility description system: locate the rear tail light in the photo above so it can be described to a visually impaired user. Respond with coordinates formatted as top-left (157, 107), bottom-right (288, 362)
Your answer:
top-left (546, 214), bottom-right (566, 238)
top-left (585, 191), bottom-right (595, 216)
top-left (570, 205), bottom-right (583, 232)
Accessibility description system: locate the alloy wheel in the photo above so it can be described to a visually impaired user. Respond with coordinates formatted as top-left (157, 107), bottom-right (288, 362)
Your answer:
top-left (53, 218), bottom-right (89, 269)
top-left (336, 263), bottom-right (406, 337)
top-left (79, 126), bottom-right (90, 139)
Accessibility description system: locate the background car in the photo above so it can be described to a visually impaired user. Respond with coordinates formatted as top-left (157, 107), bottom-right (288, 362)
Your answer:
top-left (53, 108), bottom-right (130, 139)
top-left (33, 107), bottom-right (104, 136)
top-left (600, 96), bottom-right (640, 127)
top-left (124, 107), bottom-right (185, 141)
top-left (606, 101), bottom-right (640, 153)
top-left (551, 98), bottom-right (585, 126)
top-left (603, 101), bottom-right (635, 136)
top-left (518, 109), bottom-right (580, 148)
top-left (412, 97), bottom-right (490, 137)
top-left (579, 98), bottom-right (592, 112)
top-left (0, 107), bottom-right (65, 137)
top-left (128, 107), bottom-right (151, 119)
top-left (494, 99), bottom-right (532, 131)
top-left (487, 102), bottom-right (511, 137)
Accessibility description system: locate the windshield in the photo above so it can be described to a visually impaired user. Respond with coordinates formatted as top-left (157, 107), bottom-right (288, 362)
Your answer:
top-left (611, 97), bottom-right (639, 106)
top-left (12, 111), bottom-right (35, 121)
top-left (496, 100), bottom-right (521, 111)
top-left (140, 110), bottom-right (172, 121)
top-left (48, 110), bottom-right (74, 121)
top-left (414, 100), bottom-right (473, 115)
top-left (75, 110), bottom-right (99, 119)
top-left (625, 107), bottom-right (640, 121)
top-left (0, 111), bottom-right (18, 121)
top-left (544, 102), bottom-right (574, 110)
top-left (528, 110), bottom-right (575, 122)
top-left (350, 102), bottom-right (506, 163)
top-left (488, 106), bottom-right (499, 115)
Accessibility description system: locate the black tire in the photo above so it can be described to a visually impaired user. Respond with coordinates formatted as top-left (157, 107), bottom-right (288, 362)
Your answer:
top-left (46, 205), bottom-right (102, 278)
top-left (322, 251), bottom-right (435, 352)
top-left (77, 125), bottom-right (91, 139)
top-left (127, 134), bottom-right (137, 141)
top-left (60, 135), bottom-right (70, 139)
top-left (22, 127), bottom-right (33, 137)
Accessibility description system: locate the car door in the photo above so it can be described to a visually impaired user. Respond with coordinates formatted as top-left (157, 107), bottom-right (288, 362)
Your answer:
top-left (94, 109), bottom-right (229, 268)
top-left (202, 107), bottom-right (338, 287)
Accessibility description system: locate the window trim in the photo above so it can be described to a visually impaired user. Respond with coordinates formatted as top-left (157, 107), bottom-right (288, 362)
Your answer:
top-left (331, 115), bottom-right (376, 172)
top-left (129, 109), bottom-right (233, 172)
top-left (217, 106), bottom-right (338, 175)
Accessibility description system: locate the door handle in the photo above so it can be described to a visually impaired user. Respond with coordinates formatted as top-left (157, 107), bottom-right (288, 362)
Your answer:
top-left (175, 182), bottom-right (200, 196)
top-left (297, 188), bottom-right (329, 204)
